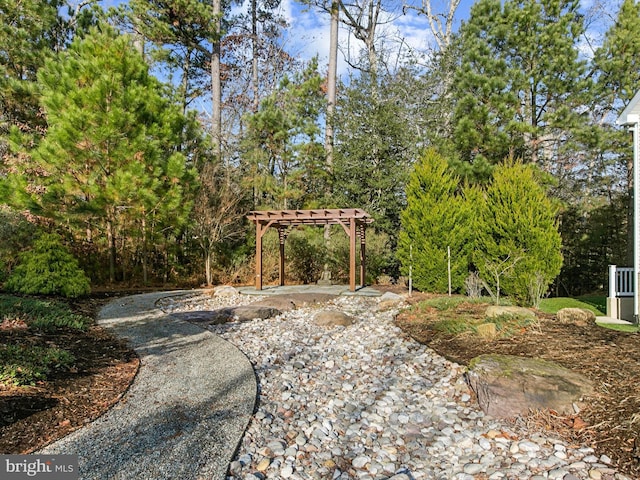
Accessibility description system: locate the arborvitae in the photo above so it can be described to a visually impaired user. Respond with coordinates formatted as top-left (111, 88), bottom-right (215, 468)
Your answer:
top-left (474, 161), bottom-right (562, 306)
top-left (397, 149), bottom-right (471, 293)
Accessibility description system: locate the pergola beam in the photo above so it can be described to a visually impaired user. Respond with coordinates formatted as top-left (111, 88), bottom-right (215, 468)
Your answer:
top-left (247, 208), bottom-right (373, 291)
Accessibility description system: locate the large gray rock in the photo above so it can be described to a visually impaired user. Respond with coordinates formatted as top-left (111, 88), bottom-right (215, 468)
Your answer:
top-left (314, 310), bottom-right (355, 327)
top-left (485, 305), bottom-right (536, 320)
top-left (556, 307), bottom-right (596, 326)
top-left (466, 354), bottom-right (593, 418)
top-left (173, 305), bottom-right (281, 324)
top-left (377, 291), bottom-right (406, 310)
top-left (212, 285), bottom-right (239, 297)
top-left (251, 293), bottom-right (337, 312)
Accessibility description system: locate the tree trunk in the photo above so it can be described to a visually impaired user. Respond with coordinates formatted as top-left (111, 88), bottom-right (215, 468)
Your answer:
top-left (251, 0), bottom-right (259, 113)
top-left (205, 248), bottom-right (213, 286)
top-left (324, 1), bottom-right (339, 256)
top-left (142, 214), bottom-right (148, 285)
top-left (107, 218), bottom-right (116, 283)
top-left (325, 0), bottom-right (339, 170)
top-left (212, 0), bottom-right (222, 160)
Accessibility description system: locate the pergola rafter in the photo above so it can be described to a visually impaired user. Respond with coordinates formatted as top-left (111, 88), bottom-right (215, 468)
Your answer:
top-left (246, 208), bottom-right (374, 291)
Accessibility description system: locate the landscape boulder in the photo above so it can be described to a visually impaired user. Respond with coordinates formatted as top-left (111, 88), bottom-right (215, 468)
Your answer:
top-left (251, 293), bottom-right (337, 312)
top-left (556, 307), bottom-right (596, 327)
top-left (377, 291), bottom-right (406, 310)
top-left (212, 285), bottom-right (238, 297)
top-left (314, 310), bottom-right (355, 327)
top-left (466, 354), bottom-right (593, 418)
top-left (172, 305), bottom-right (281, 324)
top-left (485, 305), bottom-right (536, 320)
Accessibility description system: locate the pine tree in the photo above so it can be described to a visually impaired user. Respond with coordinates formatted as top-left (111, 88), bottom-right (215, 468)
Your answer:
top-left (592, 0), bottom-right (640, 265)
top-left (397, 149), bottom-right (471, 293)
top-left (17, 25), bottom-right (197, 282)
top-left (241, 59), bottom-right (325, 210)
top-left (452, 0), bottom-right (588, 175)
top-left (593, 0), bottom-right (640, 107)
top-left (0, 0), bottom-right (64, 196)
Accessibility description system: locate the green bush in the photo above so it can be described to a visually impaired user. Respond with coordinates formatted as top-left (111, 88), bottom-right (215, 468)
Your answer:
top-left (397, 149), bottom-right (472, 293)
top-left (5, 233), bottom-right (91, 298)
top-left (0, 344), bottom-right (75, 386)
top-left (328, 228), bottom-right (395, 285)
top-left (473, 162), bottom-right (562, 306)
top-left (286, 228), bottom-right (327, 284)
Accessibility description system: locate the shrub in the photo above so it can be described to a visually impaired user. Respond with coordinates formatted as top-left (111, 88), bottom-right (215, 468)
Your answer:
top-left (286, 228), bottom-right (327, 284)
top-left (5, 233), bottom-right (91, 298)
top-left (472, 161), bottom-right (562, 306)
top-left (328, 229), bottom-right (395, 285)
top-left (397, 149), bottom-right (472, 293)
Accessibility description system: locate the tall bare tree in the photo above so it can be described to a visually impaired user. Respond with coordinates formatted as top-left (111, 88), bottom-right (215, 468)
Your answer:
top-left (193, 161), bottom-right (246, 285)
top-left (212, 0), bottom-right (223, 160)
top-left (402, 0), bottom-right (461, 51)
top-left (325, 1), bottom-right (339, 169)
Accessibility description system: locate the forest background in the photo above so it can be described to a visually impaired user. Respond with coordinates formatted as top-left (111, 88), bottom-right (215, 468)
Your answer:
top-left (1, 0), bottom-right (638, 300)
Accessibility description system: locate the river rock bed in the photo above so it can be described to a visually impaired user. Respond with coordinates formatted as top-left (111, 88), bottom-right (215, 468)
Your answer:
top-left (158, 292), bottom-right (628, 480)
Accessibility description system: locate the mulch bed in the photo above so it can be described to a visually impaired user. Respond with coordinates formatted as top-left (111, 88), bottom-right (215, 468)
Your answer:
top-left (0, 296), bottom-right (139, 454)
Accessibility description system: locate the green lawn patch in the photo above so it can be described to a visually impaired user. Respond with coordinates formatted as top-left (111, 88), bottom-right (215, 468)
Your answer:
top-left (538, 297), bottom-right (604, 316)
top-left (598, 322), bottom-right (640, 333)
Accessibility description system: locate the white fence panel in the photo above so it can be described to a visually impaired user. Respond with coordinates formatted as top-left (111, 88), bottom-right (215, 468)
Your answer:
top-left (609, 265), bottom-right (634, 297)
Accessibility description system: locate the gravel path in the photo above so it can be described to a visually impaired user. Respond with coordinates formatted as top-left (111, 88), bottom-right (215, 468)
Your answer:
top-left (38, 291), bottom-right (257, 480)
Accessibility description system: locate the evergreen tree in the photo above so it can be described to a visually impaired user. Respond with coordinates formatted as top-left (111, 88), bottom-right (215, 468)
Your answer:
top-left (12, 25), bottom-right (197, 282)
top-left (593, 0), bottom-right (640, 107)
top-left (592, 0), bottom-right (640, 265)
top-left (123, 0), bottom-right (214, 113)
top-left (332, 73), bottom-right (418, 238)
top-left (241, 59), bottom-right (325, 210)
top-left (397, 149), bottom-right (471, 293)
top-left (451, 0), bottom-right (588, 176)
top-left (474, 161), bottom-right (562, 306)
top-left (0, 0), bottom-right (65, 192)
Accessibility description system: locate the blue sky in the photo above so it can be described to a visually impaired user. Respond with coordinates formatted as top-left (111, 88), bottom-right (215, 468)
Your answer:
top-left (99, 0), bottom-right (473, 78)
top-left (99, 0), bottom-right (620, 80)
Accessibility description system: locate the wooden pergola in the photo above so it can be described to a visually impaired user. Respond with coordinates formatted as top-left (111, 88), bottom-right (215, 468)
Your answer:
top-left (246, 208), bottom-right (374, 291)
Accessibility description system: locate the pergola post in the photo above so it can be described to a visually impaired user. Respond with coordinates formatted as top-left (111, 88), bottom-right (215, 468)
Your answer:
top-left (359, 225), bottom-right (366, 288)
top-left (278, 227), bottom-right (288, 287)
top-left (255, 221), bottom-right (263, 290)
top-left (349, 217), bottom-right (356, 291)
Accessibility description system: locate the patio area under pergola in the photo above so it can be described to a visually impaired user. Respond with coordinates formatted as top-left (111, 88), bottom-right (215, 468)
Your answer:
top-left (246, 209), bottom-right (374, 292)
